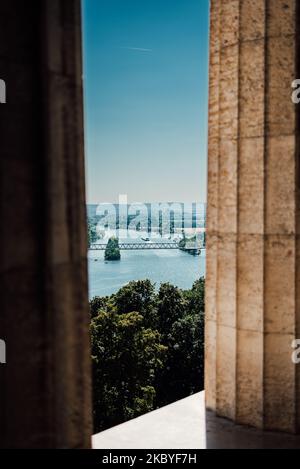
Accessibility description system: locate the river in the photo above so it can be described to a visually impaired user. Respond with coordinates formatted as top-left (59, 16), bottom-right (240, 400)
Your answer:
top-left (88, 245), bottom-right (206, 299)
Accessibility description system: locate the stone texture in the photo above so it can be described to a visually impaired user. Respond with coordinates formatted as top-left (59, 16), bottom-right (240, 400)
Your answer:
top-left (240, 0), bottom-right (265, 42)
top-left (205, 320), bottom-right (217, 410)
top-left (216, 234), bottom-right (237, 328)
top-left (220, 0), bottom-right (240, 49)
top-left (216, 324), bottom-right (236, 420)
top-left (218, 139), bottom-right (238, 233)
top-left (238, 138), bottom-right (265, 234)
top-left (264, 235), bottom-right (296, 334)
top-left (237, 235), bottom-right (264, 332)
top-left (0, 0), bottom-right (92, 448)
top-left (265, 136), bottom-right (296, 235)
top-left (264, 332), bottom-right (296, 432)
top-left (205, 0), bottom-right (221, 412)
top-left (236, 330), bottom-right (263, 428)
top-left (266, 34), bottom-right (296, 136)
top-left (267, 0), bottom-right (296, 38)
top-left (219, 45), bottom-right (239, 141)
top-left (206, 0), bottom-right (300, 433)
top-left (239, 40), bottom-right (265, 139)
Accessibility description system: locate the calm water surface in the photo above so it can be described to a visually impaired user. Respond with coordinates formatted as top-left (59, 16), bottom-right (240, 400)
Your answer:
top-left (88, 248), bottom-right (206, 299)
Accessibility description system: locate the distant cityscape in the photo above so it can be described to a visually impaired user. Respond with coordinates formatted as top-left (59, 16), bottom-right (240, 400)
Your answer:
top-left (87, 202), bottom-right (206, 242)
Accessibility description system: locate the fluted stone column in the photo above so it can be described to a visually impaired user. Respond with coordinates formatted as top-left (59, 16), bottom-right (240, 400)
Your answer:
top-left (205, 0), bottom-right (300, 433)
top-left (0, 1), bottom-right (92, 448)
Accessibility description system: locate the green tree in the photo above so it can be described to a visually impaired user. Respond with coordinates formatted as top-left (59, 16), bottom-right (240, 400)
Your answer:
top-left (91, 309), bottom-right (167, 432)
top-left (157, 283), bottom-right (186, 339)
top-left (155, 312), bottom-right (204, 407)
top-left (105, 237), bottom-right (121, 261)
top-left (90, 277), bottom-right (205, 432)
top-left (155, 279), bottom-right (205, 407)
top-left (183, 277), bottom-right (205, 315)
top-left (90, 296), bottom-right (109, 319)
top-left (113, 280), bottom-right (158, 329)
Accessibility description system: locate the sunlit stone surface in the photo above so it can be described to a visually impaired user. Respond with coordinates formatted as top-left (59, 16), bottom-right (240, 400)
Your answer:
top-left (93, 392), bottom-right (300, 449)
top-left (205, 0), bottom-right (300, 433)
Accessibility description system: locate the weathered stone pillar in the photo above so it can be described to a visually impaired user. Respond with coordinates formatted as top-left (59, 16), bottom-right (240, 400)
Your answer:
top-left (0, 1), bottom-right (92, 448)
top-left (205, 0), bottom-right (300, 433)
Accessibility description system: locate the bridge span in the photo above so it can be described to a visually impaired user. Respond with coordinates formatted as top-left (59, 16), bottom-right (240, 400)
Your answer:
top-left (89, 242), bottom-right (202, 253)
top-left (90, 242), bottom-right (179, 251)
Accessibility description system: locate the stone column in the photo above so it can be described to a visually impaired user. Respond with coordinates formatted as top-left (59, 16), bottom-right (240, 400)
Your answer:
top-left (0, 1), bottom-right (92, 448)
top-left (205, 0), bottom-right (300, 433)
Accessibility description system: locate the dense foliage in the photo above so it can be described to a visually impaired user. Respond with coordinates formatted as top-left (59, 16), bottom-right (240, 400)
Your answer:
top-left (90, 278), bottom-right (205, 432)
top-left (105, 237), bottom-right (121, 261)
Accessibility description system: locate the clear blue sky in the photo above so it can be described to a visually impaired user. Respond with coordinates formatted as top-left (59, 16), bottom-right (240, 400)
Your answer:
top-left (82, 0), bottom-right (209, 204)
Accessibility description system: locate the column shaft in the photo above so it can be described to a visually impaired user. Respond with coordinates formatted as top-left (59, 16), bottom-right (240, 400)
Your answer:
top-left (206, 0), bottom-right (300, 432)
top-left (0, 0), bottom-right (92, 448)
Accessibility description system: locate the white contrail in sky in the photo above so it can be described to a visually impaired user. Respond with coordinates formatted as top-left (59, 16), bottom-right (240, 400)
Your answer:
top-left (121, 47), bottom-right (153, 53)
